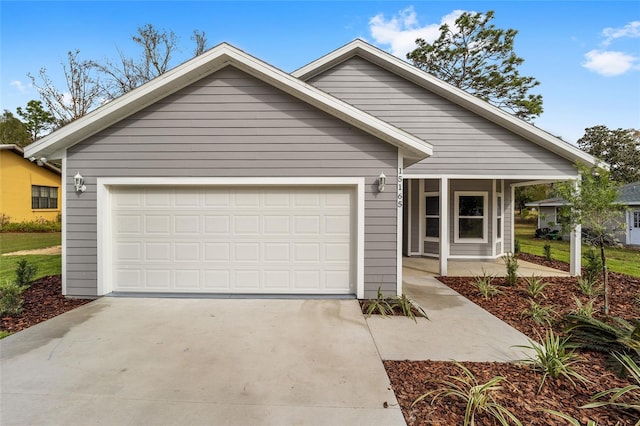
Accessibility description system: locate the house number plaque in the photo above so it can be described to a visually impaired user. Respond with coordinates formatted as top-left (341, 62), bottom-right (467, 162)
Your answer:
top-left (397, 167), bottom-right (403, 207)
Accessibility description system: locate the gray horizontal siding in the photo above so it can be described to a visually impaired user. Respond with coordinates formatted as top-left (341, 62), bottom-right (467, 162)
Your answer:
top-left (66, 65), bottom-right (399, 297)
top-left (308, 57), bottom-right (576, 177)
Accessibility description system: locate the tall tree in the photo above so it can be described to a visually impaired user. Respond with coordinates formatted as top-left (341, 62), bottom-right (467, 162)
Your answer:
top-left (515, 184), bottom-right (552, 214)
top-left (0, 111), bottom-right (31, 147)
top-left (16, 100), bottom-right (56, 141)
top-left (407, 10), bottom-right (543, 122)
top-left (554, 163), bottom-right (626, 315)
top-left (577, 125), bottom-right (640, 184)
top-left (191, 29), bottom-right (208, 56)
top-left (92, 24), bottom-right (179, 99)
top-left (29, 50), bottom-right (103, 125)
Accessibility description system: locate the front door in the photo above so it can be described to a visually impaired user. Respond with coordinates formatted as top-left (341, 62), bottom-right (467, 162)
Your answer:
top-left (630, 209), bottom-right (640, 245)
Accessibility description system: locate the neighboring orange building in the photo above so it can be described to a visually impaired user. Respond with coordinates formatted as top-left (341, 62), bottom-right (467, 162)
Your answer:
top-left (0, 144), bottom-right (61, 222)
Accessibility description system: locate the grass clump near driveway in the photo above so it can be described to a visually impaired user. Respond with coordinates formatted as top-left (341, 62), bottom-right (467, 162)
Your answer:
top-left (515, 221), bottom-right (640, 278)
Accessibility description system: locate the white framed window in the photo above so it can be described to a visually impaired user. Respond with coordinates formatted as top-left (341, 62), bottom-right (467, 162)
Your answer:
top-left (454, 191), bottom-right (488, 243)
top-left (425, 192), bottom-right (439, 241)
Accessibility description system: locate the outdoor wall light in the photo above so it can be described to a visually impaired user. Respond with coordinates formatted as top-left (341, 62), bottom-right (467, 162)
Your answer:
top-left (36, 157), bottom-right (47, 166)
top-left (74, 172), bottom-right (86, 193)
top-left (378, 172), bottom-right (386, 192)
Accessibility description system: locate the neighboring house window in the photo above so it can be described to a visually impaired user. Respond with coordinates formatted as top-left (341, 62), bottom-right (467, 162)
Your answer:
top-left (425, 192), bottom-right (439, 241)
top-left (454, 191), bottom-right (488, 243)
top-left (32, 185), bottom-right (58, 209)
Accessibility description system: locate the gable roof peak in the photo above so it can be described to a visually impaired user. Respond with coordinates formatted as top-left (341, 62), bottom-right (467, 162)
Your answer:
top-left (24, 41), bottom-right (432, 162)
top-left (293, 39), bottom-right (599, 168)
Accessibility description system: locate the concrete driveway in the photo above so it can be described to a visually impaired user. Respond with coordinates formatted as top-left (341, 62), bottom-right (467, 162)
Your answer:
top-left (1, 298), bottom-right (404, 426)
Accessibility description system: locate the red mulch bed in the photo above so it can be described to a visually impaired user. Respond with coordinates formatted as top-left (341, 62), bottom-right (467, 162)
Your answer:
top-left (1, 275), bottom-right (90, 333)
top-left (384, 255), bottom-right (640, 425)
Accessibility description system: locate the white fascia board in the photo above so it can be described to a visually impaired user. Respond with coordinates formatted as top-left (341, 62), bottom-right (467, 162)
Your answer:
top-left (294, 39), bottom-right (599, 168)
top-left (25, 42), bottom-right (432, 162)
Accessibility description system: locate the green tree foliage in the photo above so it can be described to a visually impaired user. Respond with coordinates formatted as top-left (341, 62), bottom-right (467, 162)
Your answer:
top-left (554, 164), bottom-right (626, 314)
top-left (578, 125), bottom-right (640, 184)
top-left (515, 184), bottom-right (552, 213)
top-left (407, 10), bottom-right (543, 122)
top-left (16, 100), bottom-right (56, 141)
top-left (0, 111), bottom-right (31, 147)
top-left (29, 50), bottom-right (103, 125)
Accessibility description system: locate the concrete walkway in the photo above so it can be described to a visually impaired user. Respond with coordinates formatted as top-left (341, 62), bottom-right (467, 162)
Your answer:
top-left (1, 298), bottom-right (404, 426)
top-left (366, 268), bottom-right (535, 362)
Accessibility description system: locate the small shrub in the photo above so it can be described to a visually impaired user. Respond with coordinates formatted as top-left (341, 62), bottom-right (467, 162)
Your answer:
top-left (583, 249), bottom-right (602, 284)
top-left (412, 361), bottom-right (522, 426)
top-left (0, 219), bottom-right (61, 232)
top-left (543, 243), bottom-right (552, 261)
top-left (0, 330), bottom-right (12, 339)
top-left (503, 252), bottom-right (519, 286)
top-left (472, 269), bottom-right (501, 300)
top-left (582, 352), bottom-right (640, 414)
top-left (15, 259), bottom-right (37, 287)
top-left (514, 239), bottom-right (521, 255)
top-left (0, 213), bottom-right (10, 228)
top-left (525, 275), bottom-right (549, 299)
top-left (521, 299), bottom-right (555, 326)
top-left (363, 287), bottom-right (394, 317)
top-left (390, 293), bottom-right (428, 322)
top-left (570, 295), bottom-right (597, 318)
top-left (515, 329), bottom-right (588, 394)
top-left (0, 280), bottom-right (27, 316)
top-left (576, 275), bottom-right (603, 297)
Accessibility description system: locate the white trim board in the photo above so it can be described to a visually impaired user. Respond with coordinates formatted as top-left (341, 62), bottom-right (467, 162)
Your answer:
top-left (96, 177), bottom-right (366, 298)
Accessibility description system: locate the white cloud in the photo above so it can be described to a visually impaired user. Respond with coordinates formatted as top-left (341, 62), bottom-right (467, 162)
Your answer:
top-left (602, 20), bottom-right (640, 46)
top-left (62, 92), bottom-right (73, 108)
top-left (582, 49), bottom-right (638, 76)
top-left (368, 7), bottom-right (468, 58)
top-left (10, 80), bottom-right (28, 92)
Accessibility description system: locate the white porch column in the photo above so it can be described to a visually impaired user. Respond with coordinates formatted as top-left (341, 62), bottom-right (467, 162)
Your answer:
top-left (570, 179), bottom-right (582, 276)
top-left (439, 177), bottom-right (449, 276)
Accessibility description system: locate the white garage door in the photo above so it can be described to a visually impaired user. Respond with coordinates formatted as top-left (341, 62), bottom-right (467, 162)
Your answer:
top-left (110, 186), bottom-right (355, 294)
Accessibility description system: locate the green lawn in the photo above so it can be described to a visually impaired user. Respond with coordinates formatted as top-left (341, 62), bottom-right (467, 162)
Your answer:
top-left (515, 221), bottom-right (640, 278)
top-left (0, 232), bottom-right (62, 283)
top-left (0, 232), bottom-right (61, 254)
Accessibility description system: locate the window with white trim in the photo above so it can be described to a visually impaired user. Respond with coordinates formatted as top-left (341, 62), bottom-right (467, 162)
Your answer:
top-left (31, 185), bottom-right (58, 209)
top-left (425, 192), bottom-right (439, 241)
top-left (454, 191), bottom-right (488, 243)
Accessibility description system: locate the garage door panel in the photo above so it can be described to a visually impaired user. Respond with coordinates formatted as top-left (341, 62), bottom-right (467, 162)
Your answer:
top-left (145, 215), bottom-right (170, 234)
top-left (204, 215), bottom-right (230, 234)
top-left (145, 242), bottom-right (171, 261)
top-left (111, 186), bottom-right (355, 294)
top-left (175, 215), bottom-right (200, 233)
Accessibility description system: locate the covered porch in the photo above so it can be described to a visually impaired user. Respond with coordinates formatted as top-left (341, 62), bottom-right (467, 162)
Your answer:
top-left (401, 177), bottom-right (581, 277)
top-left (402, 256), bottom-right (571, 277)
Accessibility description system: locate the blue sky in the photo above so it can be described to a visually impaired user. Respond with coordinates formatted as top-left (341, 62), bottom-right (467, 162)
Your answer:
top-left (1, 1), bottom-right (638, 144)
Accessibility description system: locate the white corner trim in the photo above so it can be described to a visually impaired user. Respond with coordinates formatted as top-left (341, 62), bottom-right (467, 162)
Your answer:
top-left (95, 177), bottom-right (366, 297)
top-left (61, 153), bottom-right (67, 296)
top-left (439, 178), bottom-right (449, 276)
top-left (396, 154), bottom-right (403, 296)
